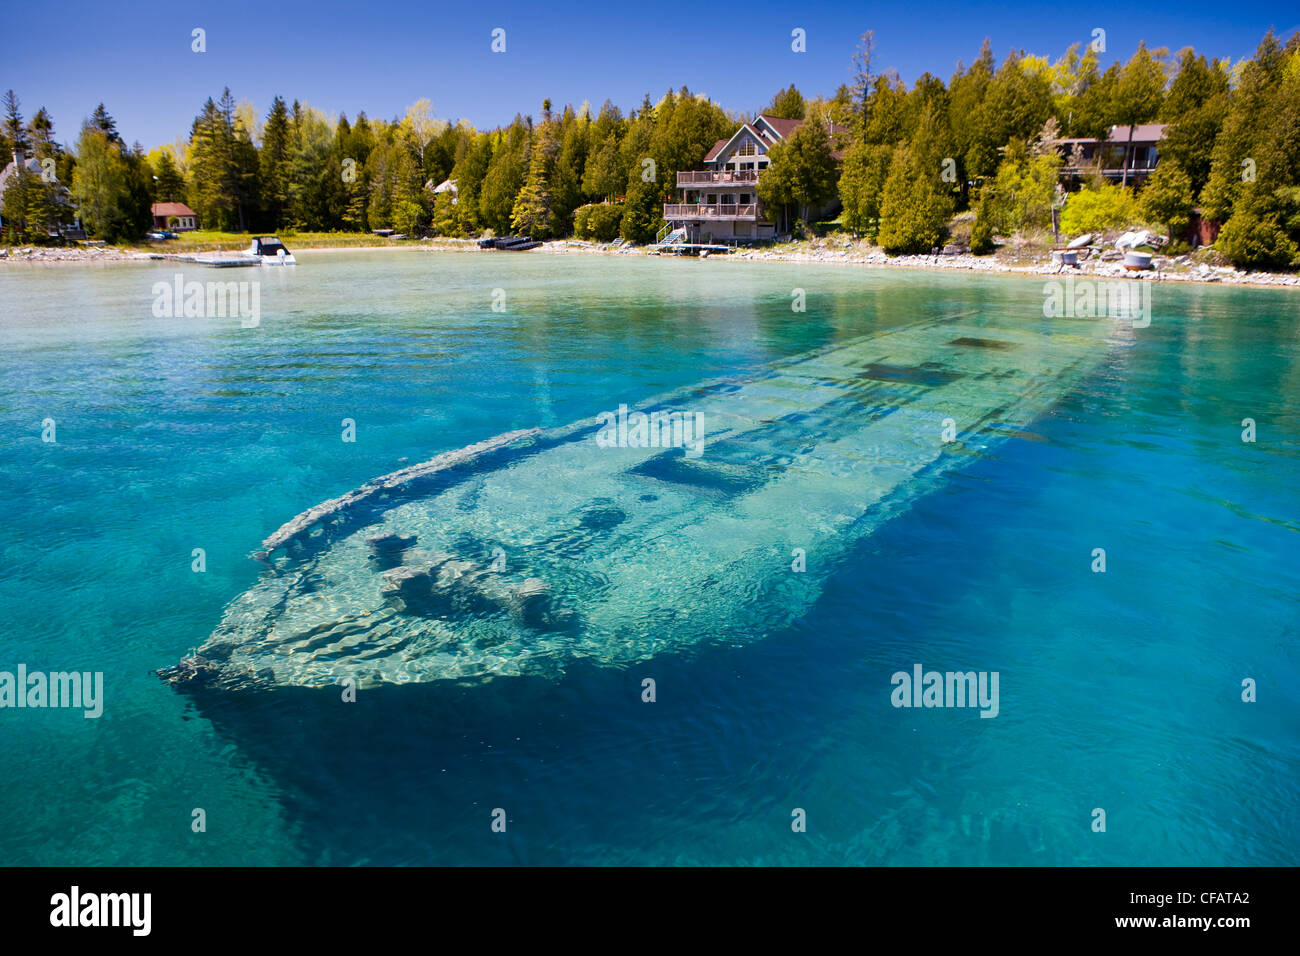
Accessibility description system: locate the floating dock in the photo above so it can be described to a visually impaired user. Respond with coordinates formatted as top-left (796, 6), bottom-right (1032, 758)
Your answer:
top-left (649, 242), bottom-right (731, 256)
top-left (189, 255), bottom-right (261, 268)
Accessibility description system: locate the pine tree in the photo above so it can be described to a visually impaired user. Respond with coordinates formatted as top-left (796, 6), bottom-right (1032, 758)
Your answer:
top-left (3, 89), bottom-right (30, 154)
top-left (1139, 159), bottom-right (1195, 237)
top-left (151, 150), bottom-right (185, 202)
top-left (877, 145), bottom-right (954, 254)
top-left (1111, 43), bottom-right (1168, 186)
top-left (550, 106), bottom-right (588, 233)
top-left (766, 85), bottom-right (806, 120)
top-left (260, 96), bottom-right (291, 229)
top-left (88, 103), bottom-right (123, 146)
top-left (1157, 50), bottom-right (1228, 198)
top-left (838, 141), bottom-right (893, 237)
top-left (762, 114), bottom-right (837, 227)
top-left (511, 103), bottom-right (560, 237)
top-left (478, 119), bottom-right (528, 234)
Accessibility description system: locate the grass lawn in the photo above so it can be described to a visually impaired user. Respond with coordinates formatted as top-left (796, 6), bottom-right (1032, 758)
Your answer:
top-left (128, 230), bottom-right (432, 253)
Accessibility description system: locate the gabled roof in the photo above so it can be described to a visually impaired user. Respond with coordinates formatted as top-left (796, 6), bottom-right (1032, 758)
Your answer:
top-left (703, 138), bottom-right (729, 163)
top-left (703, 115), bottom-right (852, 164)
top-left (756, 114), bottom-right (801, 140)
top-left (704, 123), bottom-right (769, 164)
top-left (151, 201), bottom-right (196, 217)
top-left (0, 155), bottom-right (43, 193)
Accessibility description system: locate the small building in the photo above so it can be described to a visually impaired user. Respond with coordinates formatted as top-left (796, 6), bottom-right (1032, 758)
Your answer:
top-left (151, 202), bottom-right (198, 231)
top-left (429, 178), bottom-right (458, 205)
top-left (1056, 124), bottom-right (1167, 189)
top-left (663, 114), bottom-right (847, 245)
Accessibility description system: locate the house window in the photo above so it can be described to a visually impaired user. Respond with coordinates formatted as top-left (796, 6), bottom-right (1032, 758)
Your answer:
top-left (740, 194), bottom-right (750, 204)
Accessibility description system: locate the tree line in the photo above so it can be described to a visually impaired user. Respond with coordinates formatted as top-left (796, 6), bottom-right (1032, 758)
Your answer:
top-left (831, 29), bottom-right (1300, 267)
top-left (2, 28), bottom-right (1299, 268)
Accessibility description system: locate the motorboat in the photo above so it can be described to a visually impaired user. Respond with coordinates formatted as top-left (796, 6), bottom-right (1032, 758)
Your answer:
top-left (245, 236), bottom-right (297, 265)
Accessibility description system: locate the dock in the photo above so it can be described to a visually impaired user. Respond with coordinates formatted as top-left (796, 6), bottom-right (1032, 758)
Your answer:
top-left (190, 255), bottom-right (260, 268)
top-left (649, 242), bottom-right (731, 256)
top-left (143, 252), bottom-right (261, 268)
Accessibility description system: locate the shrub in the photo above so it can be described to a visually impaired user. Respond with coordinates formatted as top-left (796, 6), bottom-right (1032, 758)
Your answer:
top-left (1140, 161), bottom-right (1195, 238)
top-left (970, 212), bottom-right (995, 255)
top-left (1059, 183), bottom-right (1139, 235)
top-left (573, 202), bottom-right (624, 242)
top-left (619, 180), bottom-right (664, 244)
top-left (1215, 210), bottom-right (1299, 270)
top-left (981, 139), bottom-right (1060, 235)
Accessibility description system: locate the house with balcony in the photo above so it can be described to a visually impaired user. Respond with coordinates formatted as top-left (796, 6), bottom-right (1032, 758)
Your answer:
top-left (1055, 124), bottom-right (1167, 189)
top-left (662, 114), bottom-right (845, 246)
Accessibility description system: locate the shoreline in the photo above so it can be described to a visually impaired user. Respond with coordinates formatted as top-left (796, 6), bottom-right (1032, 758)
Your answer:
top-left (3, 236), bottom-right (1298, 291)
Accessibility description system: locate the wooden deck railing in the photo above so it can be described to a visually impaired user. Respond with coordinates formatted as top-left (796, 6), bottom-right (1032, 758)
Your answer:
top-left (663, 203), bottom-right (758, 220)
top-left (676, 169), bottom-right (760, 186)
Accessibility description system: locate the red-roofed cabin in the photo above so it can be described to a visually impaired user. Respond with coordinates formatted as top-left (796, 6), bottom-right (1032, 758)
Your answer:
top-left (151, 202), bottom-right (198, 232)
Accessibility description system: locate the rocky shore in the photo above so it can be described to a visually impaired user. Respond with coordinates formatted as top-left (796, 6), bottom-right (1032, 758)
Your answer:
top-left (0, 244), bottom-right (151, 263)
top-left (5, 235), bottom-right (1298, 289)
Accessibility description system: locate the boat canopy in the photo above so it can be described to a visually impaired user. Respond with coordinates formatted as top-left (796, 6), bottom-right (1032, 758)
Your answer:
top-left (251, 237), bottom-right (289, 255)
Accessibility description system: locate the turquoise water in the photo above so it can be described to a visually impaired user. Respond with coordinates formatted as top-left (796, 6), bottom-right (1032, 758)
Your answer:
top-left (0, 250), bottom-right (1296, 865)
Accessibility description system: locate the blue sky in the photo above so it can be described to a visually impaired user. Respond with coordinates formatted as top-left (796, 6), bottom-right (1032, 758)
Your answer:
top-left (3, 0), bottom-right (1298, 149)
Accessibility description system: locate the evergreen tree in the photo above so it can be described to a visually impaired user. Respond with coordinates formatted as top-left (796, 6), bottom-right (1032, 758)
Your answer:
top-left (877, 145), bottom-right (954, 254)
top-left (88, 103), bottom-right (123, 145)
top-left (71, 123), bottom-right (134, 240)
top-left (3, 89), bottom-right (29, 154)
top-left (838, 140), bottom-right (893, 237)
top-left (511, 102), bottom-right (560, 237)
top-left (186, 89), bottom-right (258, 231)
top-left (260, 96), bottom-right (291, 229)
top-left (151, 149), bottom-right (185, 202)
top-left (1111, 43), bottom-right (1168, 186)
top-left (1157, 50), bottom-right (1229, 198)
top-left (478, 119), bottom-right (528, 233)
top-left (618, 176), bottom-right (662, 243)
top-left (550, 106), bottom-right (588, 233)
top-left (766, 85), bottom-right (806, 120)
top-left (759, 113), bottom-right (837, 229)
top-left (1200, 32), bottom-right (1285, 223)
top-left (27, 107), bottom-right (57, 160)
top-left (1139, 159), bottom-right (1195, 237)
top-left (448, 131), bottom-right (493, 235)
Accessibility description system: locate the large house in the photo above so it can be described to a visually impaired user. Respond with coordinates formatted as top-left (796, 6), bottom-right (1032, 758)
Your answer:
top-left (663, 114), bottom-right (845, 244)
top-left (151, 202), bottom-right (198, 231)
top-left (1055, 124), bottom-right (1167, 188)
top-left (0, 147), bottom-right (74, 235)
